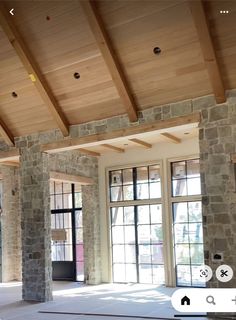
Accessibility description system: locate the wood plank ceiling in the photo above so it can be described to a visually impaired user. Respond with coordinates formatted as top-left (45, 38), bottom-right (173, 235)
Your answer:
top-left (0, 0), bottom-right (235, 143)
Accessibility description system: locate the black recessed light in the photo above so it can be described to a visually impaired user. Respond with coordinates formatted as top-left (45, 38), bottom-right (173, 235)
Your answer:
top-left (12, 92), bottom-right (18, 98)
top-left (153, 47), bottom-right (161, 55)
top-left (74, 72), bottom-right (80, 79)
top-left (184, 132), bottom-right (190, 135)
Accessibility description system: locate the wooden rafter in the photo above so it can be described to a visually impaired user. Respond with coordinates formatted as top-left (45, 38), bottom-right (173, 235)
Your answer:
top-left (80, 0), bottom-right (138, 122)
top-left (41, 113), bottom-right (200, 154)
top-left (129, 138), bottom-right (152, 149)
top-left (0, 3), bottom-right (69, 136)
top-left (102, 144), bottom-right (125, 153)
top-left (189, 0), bottom-right (226, 104)
top-left (161, 133), bottom-right (181, 144)
top-left (78, 148), bottom-right (100, 157)
top-left (0, 117), bottom-right (14, 146)
top-left (50, 171), bottom-right (93, 185)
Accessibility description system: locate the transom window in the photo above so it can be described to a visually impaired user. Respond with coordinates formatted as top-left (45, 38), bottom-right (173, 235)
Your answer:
top-left (109, 165), bottom-right (161, 202)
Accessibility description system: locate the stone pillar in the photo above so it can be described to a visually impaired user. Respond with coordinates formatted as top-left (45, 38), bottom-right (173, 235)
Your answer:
top-left (0, 166), bottom-right (21, 282)
top-left (199, 98), bottom-right (236, 288)
top-left (19, 142), bottom-right (52, 301)
top-left (82, 183), bottom-right (101, 284)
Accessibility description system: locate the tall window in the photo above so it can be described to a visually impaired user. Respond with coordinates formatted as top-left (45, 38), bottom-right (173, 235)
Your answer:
top-left (171, 158), bottom-right (204, 287)
top-left (109, 164), bottom-right (164, 285)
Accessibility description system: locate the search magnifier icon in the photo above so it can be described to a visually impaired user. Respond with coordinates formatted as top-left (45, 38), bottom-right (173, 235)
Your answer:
top-left (206, 295), bottom-right (216, 305)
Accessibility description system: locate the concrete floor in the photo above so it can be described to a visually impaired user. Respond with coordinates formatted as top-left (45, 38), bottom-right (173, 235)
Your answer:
top-left (0, 282), bottom-right (207, 320)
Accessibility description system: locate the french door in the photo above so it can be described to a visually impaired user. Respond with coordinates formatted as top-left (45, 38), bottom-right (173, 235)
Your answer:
top-left (51, 209), bottom-right (84, 281)
top-left (51, 210), bottom-right (75, 280)
top-left (111, 204), bottom-right (164, 284)
top-left (50, 181), bottom-right (84, 281)
top-left (109, 163), bottom-right (165, 285)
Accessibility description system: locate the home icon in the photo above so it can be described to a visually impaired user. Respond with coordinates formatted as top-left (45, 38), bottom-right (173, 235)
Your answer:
top-left (181, 296), bottom-right (190, 306)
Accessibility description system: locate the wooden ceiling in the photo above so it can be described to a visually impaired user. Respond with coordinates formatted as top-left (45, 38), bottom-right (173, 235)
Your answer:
top-left (0, 0), bottom-right (236, 143)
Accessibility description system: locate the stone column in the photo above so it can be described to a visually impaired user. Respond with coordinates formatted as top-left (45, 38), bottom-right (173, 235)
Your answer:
top-left (82, 183), bottom-right (101, 284)
top-left (0, 166), bottom-right (21, 282)
top-left (19, 142), bottom-right (52, 301)
top-left (199, 98), bottom-right (236, 288)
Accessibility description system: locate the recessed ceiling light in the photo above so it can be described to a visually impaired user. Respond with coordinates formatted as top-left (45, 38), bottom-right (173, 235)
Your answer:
top-left (74, 72), bottom-right (80, 79)
top-left (184, 132), bottom-right (190, 135)
top-left (12, 92), bottom-right (18, 98)
top-left (153, 47), bottom-right (161, 55)
top-left (124, 143), bottom-right (128, 146)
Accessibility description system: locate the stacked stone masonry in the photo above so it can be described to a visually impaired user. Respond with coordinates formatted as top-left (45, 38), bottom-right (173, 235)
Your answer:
top-left (0, 166), bottom-right (21, 282)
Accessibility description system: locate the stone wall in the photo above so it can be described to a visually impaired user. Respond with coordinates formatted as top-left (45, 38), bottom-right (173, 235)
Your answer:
top-left (199, 91), bottom-right (236, 288)
top-left (0, 166), bottom-right (21, 282)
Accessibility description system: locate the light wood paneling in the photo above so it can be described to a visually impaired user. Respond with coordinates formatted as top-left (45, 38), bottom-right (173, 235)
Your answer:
top-left (0, 3), bottom-right (69, 136)
top-left (0, 0), bottom-right (236, 139)
top-left (97, 0), bottom-right (212, 109)
top-left (81, 0), bottom-right (138, 122)
top-left (205, 1), bottom-right (236, 90)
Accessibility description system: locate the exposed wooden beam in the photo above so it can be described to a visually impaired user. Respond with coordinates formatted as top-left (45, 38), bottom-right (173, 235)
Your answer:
top-left (80, 0), bottom-right (138, 122)
top-left (78, 148), bottom-right (100, 157)
top-left (0, 117), bottom-right (15, 146)
top-left (129, 138), bottom-right (152, 149)
top-left (0, 3), bottom-right (69, 136)
top-left (41, 113), bottom-right (200, 154)
top-left (161, 133), bottom-right (181, 144)
top-left (50, 171), bottom-right (93, 185)
top-left (189, 0), bottom-right (226, 104)
top-left (0, 161), bottom-right (19, 167)
top-left (102, 144), bottom-right (125, 153)
top-left (0, 149), bottom-right (20, 162)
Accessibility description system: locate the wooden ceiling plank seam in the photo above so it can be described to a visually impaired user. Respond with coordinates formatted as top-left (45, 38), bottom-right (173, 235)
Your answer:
top-left (101, 143), bottom-right (125, 153)
top-left (0, 3), bottom-right (70, 136)
top-left (0, 116), bottom-right (15, 146)
top-left (80, 0), bottom-right (138, 122)
top-left (188, 0), bottom-right (226, 104)
top-left (41, 113), bottom-right (200, 153)
top-left (129, 138), bottom-right (152, 149)
top-left (160, 132), bottom-right (181, 144)
top-left (78, 148), bottom-right (101, 157)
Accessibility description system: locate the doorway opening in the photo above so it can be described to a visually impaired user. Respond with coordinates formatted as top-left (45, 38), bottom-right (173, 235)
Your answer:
top-left (50, 182), bottom-right (84, 281)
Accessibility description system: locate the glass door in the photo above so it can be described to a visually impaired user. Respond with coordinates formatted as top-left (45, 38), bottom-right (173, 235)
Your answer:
top-left (109, 163), bottom-right (165, 285)
top-left (137, 204), bottom-right (164, 284)
top-left (51, 211), bottom-right (75, 280)
top-left (50, 181), bottom-right (84, 281)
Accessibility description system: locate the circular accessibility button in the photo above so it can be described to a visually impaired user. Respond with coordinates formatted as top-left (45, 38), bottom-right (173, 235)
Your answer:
top-left (216, 264), bottom-right (233, 282)
top-left (196, 265), bottom-right (213, 282)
